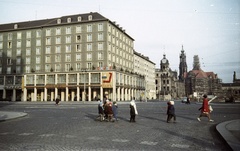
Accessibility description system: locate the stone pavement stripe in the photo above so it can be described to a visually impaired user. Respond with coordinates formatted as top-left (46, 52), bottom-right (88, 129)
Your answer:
top-left (0, 132), bottom-right (11, 135)
top-left (88, 136), bottom-right (102, 140)
top-left (39, 134), bottom-right (56, 137)
top-left (112, 139), bottom-right (129, 143)
top-left (171, 144), bottom-right (190, 148)
top-left (140, 141), bottom-right (158, 145)
top-left (18, 133), bottom-right (34, 136)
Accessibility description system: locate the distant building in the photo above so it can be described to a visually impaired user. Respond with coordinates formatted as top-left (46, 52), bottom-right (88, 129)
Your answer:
top-left (221, 71), bottom-right (240, 101)
top-left (185, 55), bottom-right (222, 97)
top-left (233, 71), bottom-right (240, 83)
top-left (134, 51), bottom-right (156, 100)
top-left (155, 54), bottom-right (184, 100)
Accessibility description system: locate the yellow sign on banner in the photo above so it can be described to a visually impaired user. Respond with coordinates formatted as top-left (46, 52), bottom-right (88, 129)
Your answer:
top-left (102, 72), bottom-right (113, 88)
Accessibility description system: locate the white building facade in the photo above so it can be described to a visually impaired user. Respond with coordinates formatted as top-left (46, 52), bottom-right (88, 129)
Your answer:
top-left (134, 52), bottom-right (156, 100)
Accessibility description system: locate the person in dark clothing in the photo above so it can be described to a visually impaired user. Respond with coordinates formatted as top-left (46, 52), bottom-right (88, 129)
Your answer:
top-left (55, 97), bottom-right (60, 105)
top-left (130, 105), bottom-right (135, 122)
top-left (105, 100), bottom-right (113, 122)
top-left (97, 99), bottom-right (104, 121)
top-left (130, 98), bottom-right (138, 122)
top-left (112, 101), bottom-right (118, 121)
top-left (167, 101), bottom-right (176, 123)
top-left (186, 97), bottom-right (190, 104)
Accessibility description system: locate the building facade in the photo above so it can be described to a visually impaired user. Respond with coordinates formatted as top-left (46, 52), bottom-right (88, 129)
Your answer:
top-left (185, 55), bottom-right (222, 97)
top-left (155, 54), bottom-right (184, 100)
top-left (134, 51), bottom-right (156, 100)
top-left (0, 12), bottom-right (146, 101)
top-left (221, 71), bottom-right (240, 101)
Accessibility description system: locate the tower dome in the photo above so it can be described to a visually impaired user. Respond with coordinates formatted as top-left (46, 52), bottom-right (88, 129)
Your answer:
top-left (161, 54), bottom-right (169, 64)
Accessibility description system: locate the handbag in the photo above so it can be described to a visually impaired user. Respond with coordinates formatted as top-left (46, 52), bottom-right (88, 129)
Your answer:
top-left (209, 105), bottom-right (213, 112)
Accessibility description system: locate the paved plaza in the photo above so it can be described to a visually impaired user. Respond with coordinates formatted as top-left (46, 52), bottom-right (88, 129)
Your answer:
top-left (0, 101), bottom-right (239, 151)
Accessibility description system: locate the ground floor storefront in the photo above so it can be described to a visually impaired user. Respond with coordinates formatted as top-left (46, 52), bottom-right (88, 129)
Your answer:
top-left (21, 86), bottom-right (144, 102)
top-left (0, 70), bottom-right (146, 102)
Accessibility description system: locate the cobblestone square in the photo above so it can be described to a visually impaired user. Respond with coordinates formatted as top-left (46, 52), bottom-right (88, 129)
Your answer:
top-left (0, 101), bottom-right (239, 151)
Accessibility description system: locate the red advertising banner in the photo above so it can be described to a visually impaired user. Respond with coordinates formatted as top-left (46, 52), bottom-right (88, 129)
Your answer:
top-left (102, 72), bottom-right (113, 88)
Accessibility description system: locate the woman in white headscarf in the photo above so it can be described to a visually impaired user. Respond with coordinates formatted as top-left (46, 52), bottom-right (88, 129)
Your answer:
top-left (130, 97), bottom-right (138, 122)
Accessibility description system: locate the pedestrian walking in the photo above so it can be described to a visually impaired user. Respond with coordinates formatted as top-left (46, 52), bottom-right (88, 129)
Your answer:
top-left (112, 101), bottom-right (118, 121)
top-left (186, 97), bottom-right (191, 104)
top-left (167, 101), bottom-right (176, 123)
top-left (130, 97), bottom-right (138, 122)
top-left (55, 97), bottom-right (60, 105)
top-left (105, 100), bottom-right (113, 122)
top-left (197, 94), bottom-right (214, 122)
top-left (103, 95), bottom-right (107, 105)
top-left (97, 99), bottom-right (104, 121)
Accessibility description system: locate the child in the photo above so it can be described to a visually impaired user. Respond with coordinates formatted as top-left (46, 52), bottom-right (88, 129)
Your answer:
top-left (167, 101), bottom-right (176, 123)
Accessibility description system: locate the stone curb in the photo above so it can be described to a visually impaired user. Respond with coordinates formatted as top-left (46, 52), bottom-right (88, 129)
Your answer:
top-left (216, 119), bottom-right (240, 151)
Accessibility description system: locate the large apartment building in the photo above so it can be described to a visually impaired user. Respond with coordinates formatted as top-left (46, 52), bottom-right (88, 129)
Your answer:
top-left (0, 12), bottom-right (146, 101)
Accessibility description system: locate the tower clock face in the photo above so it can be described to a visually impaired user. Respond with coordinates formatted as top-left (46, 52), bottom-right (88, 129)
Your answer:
top-left (162, 59), bottom-right (167, 63)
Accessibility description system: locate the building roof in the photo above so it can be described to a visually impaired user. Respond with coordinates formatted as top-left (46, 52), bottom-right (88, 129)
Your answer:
top-left (189, 70), bottom-right (220, 80)
top-left (134, 51), bottom-right (155, 65)
top-left (206, 72), bottom-right (217, 79)
top-left (0, 12), bottom-right (134, 40)
top-left (191, 70), bottom-right (208, 78)
top-left (0, 12), bottom-right (107, 31)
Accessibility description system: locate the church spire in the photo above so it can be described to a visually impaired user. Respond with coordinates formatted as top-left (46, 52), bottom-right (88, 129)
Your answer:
top-left (179, 45), bottom-right (187, 81)
top-left (193, 55), bottom-right (201, 70)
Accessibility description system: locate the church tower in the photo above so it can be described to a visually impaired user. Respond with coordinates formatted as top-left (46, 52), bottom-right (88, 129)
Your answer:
top-left (179, 45), bottom-right (187, 81)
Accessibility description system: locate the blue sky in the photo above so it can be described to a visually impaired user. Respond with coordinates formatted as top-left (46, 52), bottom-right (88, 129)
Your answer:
top-left (0, 0), bottom-right (239, 83)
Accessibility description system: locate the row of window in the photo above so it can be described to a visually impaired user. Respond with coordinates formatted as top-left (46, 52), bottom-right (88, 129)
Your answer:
top-left (56, 15), bottom-right (93, 24)
top-left (2, 52), bottom-right (131, 66)
top-left (0, 43), bottom-right (104, 57)
top-left (1, 35), bottom-right (131, 52)
top-left (24, 72), bottom-right (143, 87)
top-left (0, 62), bottom-right (97, 74)
top-left (0, 54), bottom-right (133, 74)
top-left (0, 52), bottom-right (103, 66)
top-left (11, 24), bottom-right (103, 39)
top-left (13, 15), bottom-right (94, 30)
top-left (1, 24), bottom-right (132, 45)
top-left (0, 34), bottom-right (103, 49)
top-left (1, 38), bottom-right (132, 57)
top-left (0, 72), bottom-right (145, 88)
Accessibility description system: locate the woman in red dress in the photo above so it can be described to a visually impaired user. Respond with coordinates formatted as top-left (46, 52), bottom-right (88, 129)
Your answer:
top-left (197, 94), bottom-right (214, 122)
